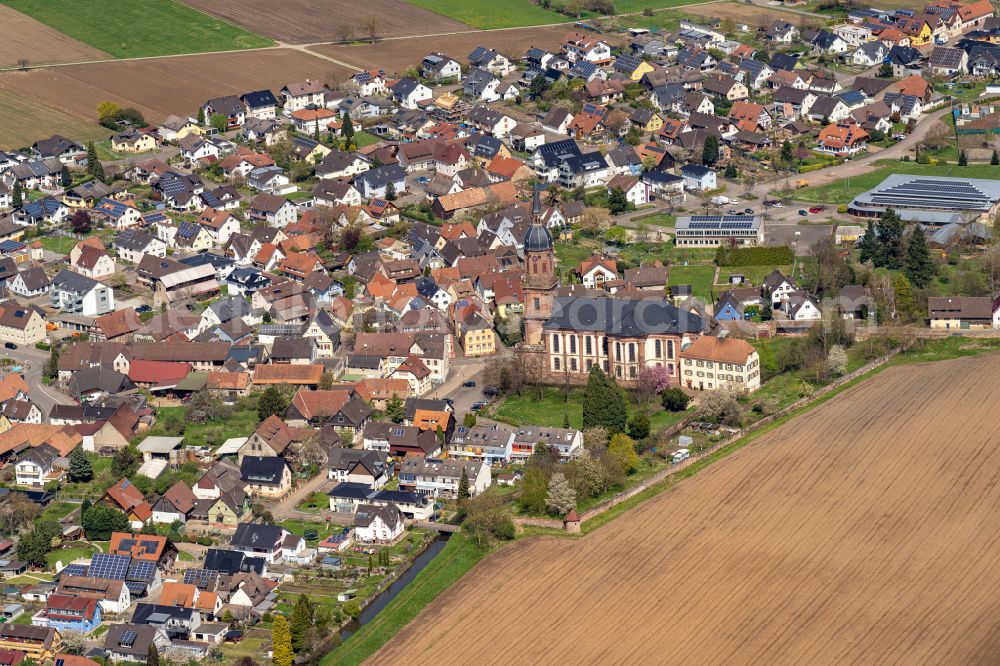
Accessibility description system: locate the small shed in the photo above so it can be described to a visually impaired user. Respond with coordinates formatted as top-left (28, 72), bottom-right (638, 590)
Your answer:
top-left (563, 509), bottom-right (581, 534)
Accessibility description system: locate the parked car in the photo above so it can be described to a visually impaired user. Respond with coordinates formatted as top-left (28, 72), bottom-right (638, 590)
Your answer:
top-left (744, 208), bottom-right (753, 214)
top-left (4, 343), bottom-right (16, 350)
top-left (798, 209), bottom-right (808, 216)
top-left (136, 304), bottom-right (152, 313)
top-left (463, 380), bottom-right (477, 388)
top-left (809, 206), bottom-right (825, 213)
top-left (727, 209), bottom-right (740, 215)
top-left (471, 401), bottom-right (486, 411)
top-left (770, 201), bottom-right (783, 208)
top-left (483, 387), bottom-right (499, 397)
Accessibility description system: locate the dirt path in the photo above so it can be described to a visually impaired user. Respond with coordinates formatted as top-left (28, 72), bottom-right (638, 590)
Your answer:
top-left (270, 472), bottom-right (333, 521)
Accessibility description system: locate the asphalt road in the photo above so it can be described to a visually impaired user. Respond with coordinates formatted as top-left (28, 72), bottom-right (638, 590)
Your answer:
top-left (1, 343), bottom-right (75, 419)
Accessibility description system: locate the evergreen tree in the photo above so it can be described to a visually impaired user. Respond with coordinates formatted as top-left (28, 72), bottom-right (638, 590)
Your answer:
top-left (342, 114), bottom-right (355, 141)
top-left (271, 615), bottom-right (294, 666)
top-left (257, 386), bottom-right (288, 420)
top-left (723, 163), bottom-right (737, 179)
top-left (457, 467), bottom-right (470, 501)
top-left (959, 150), bottom-right (968, 166)
top-left (562, 410), bottom-right (570, 428)
top-left (146, 643), bottom-right (159, 666)
top-left (545, 472), bottom-right (576, 516)
top-left (582, 366), bottom-right (627, 433)
top-left (627, 412), bottom-right (650, 439)
top-left (904, 226), bottom-right (934, 288)
top-left (858, 222), bottom-right (880, 265)
top-left (197, 107), bottom-right (206, 125)
top-left (607, 186), bottom-right (628, 214)
top-left (992, 150), bottom-right (999, 166)
top-left (701, 135), bottom-right (719, 165)
top-left (384, 181), bottom-right (396, 201)
top-left (110, 446), bottom-right (140, 479)
top-left (86, 142), bottom-right (103, 182)
top-left (893, 273), bottom-right (917, 322)
top-left (780, 139), bottom-right (793, 164)
top-left (67, 448), bottom-right (93, 482)
top-left (60, 165), bottom-right (71, 188)
top-left (385, 394), bottom-right (404, 423)
top-left (290, 594), bottom-right (313, 652)
top-left (11, 182), bottom-right (22, 209)
top-left (875, 207), bottom-right (905, 269)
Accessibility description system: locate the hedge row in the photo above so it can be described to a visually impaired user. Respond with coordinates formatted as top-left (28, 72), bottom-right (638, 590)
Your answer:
top-left (715, 245), bottom-right (794, 266)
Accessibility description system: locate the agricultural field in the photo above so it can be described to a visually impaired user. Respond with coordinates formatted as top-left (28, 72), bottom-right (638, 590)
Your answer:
top-left (0, 88), bottom-right (105, 150)
top-left (0, 5), bottom-right (108, 69)
top-left (0, 49), bottom-right (352, 132)
top-left (309, 25), bottom-right (577, 75)
top-left (185, 0), bottom-right (469, 43)
top-left (405, 0), bottom-right (566, 29)
top-left (0, 0), bottom-right (271, 58)
top-left (683, 0), bottom-right (821, 29)
top-left (792, 159), bottom-right (1000, 204)
top-left (371, 353), bottom-right (1000, 664)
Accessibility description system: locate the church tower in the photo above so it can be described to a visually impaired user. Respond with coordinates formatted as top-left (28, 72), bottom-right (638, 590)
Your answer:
top-left (523, 188), bottom-right (557, 346)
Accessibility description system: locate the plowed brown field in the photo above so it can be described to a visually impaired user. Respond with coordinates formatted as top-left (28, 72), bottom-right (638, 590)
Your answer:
top-left (0, 49), bottom-right (351, 130)
top-left (372, 355), bottom-right (1000, 665)
top-left (182, 0), bottom-right (470, 43)
top-left (0, 5), bottom-right (107, 68)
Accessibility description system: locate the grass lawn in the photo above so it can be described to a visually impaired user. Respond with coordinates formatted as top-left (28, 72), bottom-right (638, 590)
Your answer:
top-left (493, 386), bottom-right (584, 429)
top-left (720, 264), bottom-right (792, 288)
top-left (145, 404), bottom-right (260, 449)
top-left (792, 160), bottom-right (1000, 204)
top-left (177, 550), bottom-right (195, 562)
top-left (6, 573), bottom-right (53, 584)
top-left (554, 238), bottom-right (602, 272)
top-left (631, 212), bottom-right (676, 228)
top-left (297, 491), bottom-right (330, 513)
top-left (354, 131), bottom-right (381, 148)
top-left (46, 544), bottom-right (98, 570)
top-left (648, 407), bottom-right (690, 432)
top-left (278, 518), bottom-right (340, 543)
top-left (93, 140), bottom-right (152, 162)
top-left (669, 265), bottom-right (717, 301)
top-left (36, 235), bottom-right (79, 255)
top-left (220, 635), bottom-right (267, 662)
top-left (322, 532), bottom-right (485, 666)
top-left (1, 0), bottom-right (272, 58)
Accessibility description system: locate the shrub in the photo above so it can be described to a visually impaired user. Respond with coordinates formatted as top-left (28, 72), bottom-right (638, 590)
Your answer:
top-left (661, 388), bottom-right (691, 412)
top-left (627, 412), bottom-right (650, 439)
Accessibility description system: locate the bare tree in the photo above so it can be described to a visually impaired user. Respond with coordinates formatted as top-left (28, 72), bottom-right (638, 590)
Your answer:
top-left (363, 17), bottom-right (379, 44)
top-left (335, 24), bottom-right (352, 44)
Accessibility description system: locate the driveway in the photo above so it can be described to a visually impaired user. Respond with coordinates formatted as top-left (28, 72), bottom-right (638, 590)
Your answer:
top-left (269, 471), bottom-right (334, 521)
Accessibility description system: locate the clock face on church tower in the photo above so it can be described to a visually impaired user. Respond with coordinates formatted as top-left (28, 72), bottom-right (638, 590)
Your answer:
top-left (531, 255), bottom-right (539, 262)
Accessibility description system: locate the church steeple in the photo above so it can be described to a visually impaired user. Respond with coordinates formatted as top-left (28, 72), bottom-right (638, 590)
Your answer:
top-left (532, 186), bottom-right (542, 221)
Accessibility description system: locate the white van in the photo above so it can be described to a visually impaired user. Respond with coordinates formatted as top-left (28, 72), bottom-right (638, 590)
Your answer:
top-left (672, 449), bottom-right (690, 463)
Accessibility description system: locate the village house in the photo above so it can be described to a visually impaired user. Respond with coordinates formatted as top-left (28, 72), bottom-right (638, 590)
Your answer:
top-left (680, 335), bottom-right (761, 393)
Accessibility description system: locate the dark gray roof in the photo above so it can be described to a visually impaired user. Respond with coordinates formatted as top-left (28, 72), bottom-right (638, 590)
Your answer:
top-left (230, 523), bottom-right (285, 549)
top-left (239, 456), bottom-right (287, 486)
top-left (543, 296), bottom-right (703, 336)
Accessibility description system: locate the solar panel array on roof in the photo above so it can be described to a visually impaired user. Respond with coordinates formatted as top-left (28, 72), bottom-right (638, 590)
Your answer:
top-left (58, 563), bottom-right (88, 578)
top-left (119, 629), bottom-right (137, 647)
top-left (867, 178), bottom-right (993, 210)
top-left (127, 560), bottom-right (157, 582)
top-left (183, 569), bottom-right (218, 589)
top-left (89, 553), bottom-right (131, 580)
top-left (144, 211), bottom-right (167, 224)
top-left (125, 581), bottom-right (148, 595)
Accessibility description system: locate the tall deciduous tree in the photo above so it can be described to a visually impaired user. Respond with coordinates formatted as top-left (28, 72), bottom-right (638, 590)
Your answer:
top-left (608, 433), bottom-right (639, 474)
top-left (545, 472), bottom-right (576, 516)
